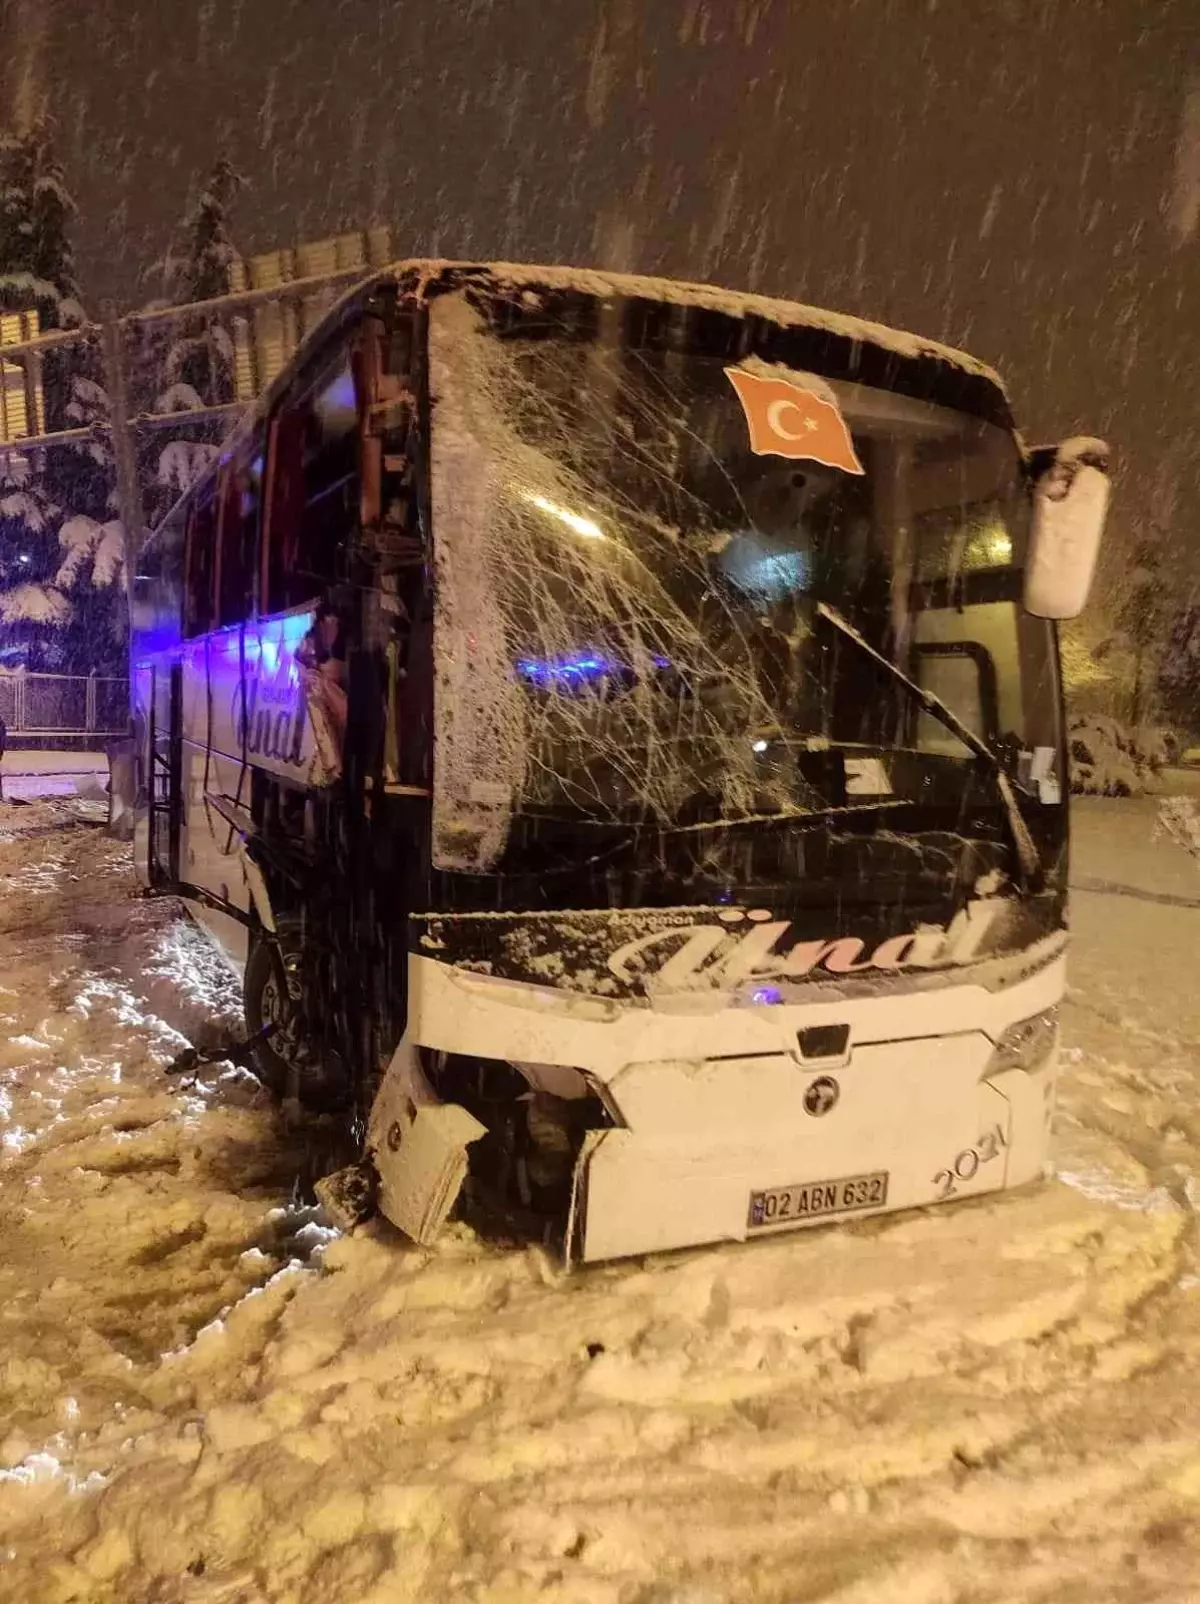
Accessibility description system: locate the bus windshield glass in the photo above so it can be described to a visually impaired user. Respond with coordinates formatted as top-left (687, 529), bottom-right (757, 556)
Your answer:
top-left (426, 282), bottom-right (1060, 881)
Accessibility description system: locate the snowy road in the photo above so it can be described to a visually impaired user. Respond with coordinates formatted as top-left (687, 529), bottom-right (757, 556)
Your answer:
top-left (0, 751), bottom-right (111, 804)
top-left (2, 799), bottom-right (1200, 1603)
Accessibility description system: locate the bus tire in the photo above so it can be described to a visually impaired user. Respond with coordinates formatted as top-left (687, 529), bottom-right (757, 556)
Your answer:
top-left (243, 934), bottom-right (350, 1113)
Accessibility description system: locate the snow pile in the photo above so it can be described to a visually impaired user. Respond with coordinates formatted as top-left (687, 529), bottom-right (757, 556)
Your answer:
top-left (1068, 714), bottom-right (1167, 796)
top-left (1, 809), bottom-right (1200, 1600)
top-left (1155, 794), bottom-right (1200, 863)
top-left (6, 1180), bottom-right (1198, 1602)
top-left (0, 757), bottom-right (109, 805)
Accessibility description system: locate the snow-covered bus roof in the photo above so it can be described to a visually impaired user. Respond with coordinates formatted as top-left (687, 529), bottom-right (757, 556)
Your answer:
top-left (442, 260), bottom-right (1007, 393)
top-left (158, 258), bottom-right (1011, 531)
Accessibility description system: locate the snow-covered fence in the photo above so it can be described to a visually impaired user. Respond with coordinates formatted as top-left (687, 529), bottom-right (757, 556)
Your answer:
top-left (0, 260), bottom-right (386, 702)
top-left (0, 260), bottom-right (383, 535)
top-left (0, 669), bottom-right (128, 737)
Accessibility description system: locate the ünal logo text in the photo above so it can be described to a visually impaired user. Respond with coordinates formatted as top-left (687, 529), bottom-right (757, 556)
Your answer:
top-left (233, 676), bottom-right (307, 768)
top-left (606, 901), bottom-right (1004, 993)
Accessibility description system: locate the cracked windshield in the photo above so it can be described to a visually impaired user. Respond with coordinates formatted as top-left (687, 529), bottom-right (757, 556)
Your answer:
top-left (430, 284), bottom-right (1057, 878)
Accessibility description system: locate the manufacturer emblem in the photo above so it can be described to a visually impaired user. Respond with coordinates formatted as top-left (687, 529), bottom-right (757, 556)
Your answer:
top-left (803, 1075), bottom-right (840, 1117)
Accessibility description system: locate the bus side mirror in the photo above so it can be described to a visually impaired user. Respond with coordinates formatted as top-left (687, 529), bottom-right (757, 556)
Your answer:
top-left (1023, 437), bottom-right (1111, 620)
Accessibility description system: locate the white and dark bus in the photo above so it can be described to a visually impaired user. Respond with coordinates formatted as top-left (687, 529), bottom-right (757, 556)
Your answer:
top-left (131, 261), bottom-right (1109, 1263)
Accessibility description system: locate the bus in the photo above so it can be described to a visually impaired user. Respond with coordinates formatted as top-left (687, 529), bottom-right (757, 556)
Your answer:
top-left (130, 260), bottom-right (1109, 1264)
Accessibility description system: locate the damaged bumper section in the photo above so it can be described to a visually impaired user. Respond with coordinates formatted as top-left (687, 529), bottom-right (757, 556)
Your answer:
top-left (571, 1050), bottom-right (1016, 1263)
top-left (364, 939), bottom-right (1064, 1266)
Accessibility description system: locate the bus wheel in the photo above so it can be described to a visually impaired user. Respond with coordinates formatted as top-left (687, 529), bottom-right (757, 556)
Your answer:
top-left (244, 936), bottom-right (349, 1113)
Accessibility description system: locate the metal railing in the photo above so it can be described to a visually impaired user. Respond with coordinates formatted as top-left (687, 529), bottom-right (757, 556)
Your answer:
top-left (0, 671), bottom-right (129, 737)
top-left (0, 238), bottom-right (398, 641)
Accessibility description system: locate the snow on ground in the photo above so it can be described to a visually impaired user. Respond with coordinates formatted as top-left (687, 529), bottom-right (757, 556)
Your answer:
top-left (1, 750), bottom-right (110, 804)
top-left (2, 798), bottom-right (1200, 1602)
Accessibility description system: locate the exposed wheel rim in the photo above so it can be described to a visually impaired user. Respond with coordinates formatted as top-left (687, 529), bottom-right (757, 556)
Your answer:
top-left (250, 943), bottom-right (350, 1111)
top-left (260, 968), bottom-right (319, 1078)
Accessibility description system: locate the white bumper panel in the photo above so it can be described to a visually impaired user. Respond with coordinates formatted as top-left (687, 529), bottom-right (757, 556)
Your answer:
top-left (578, 1057), bottom-right (1022, 1262)
top-left (405, 949), bottom-right (1066, 1083)
top-left (393, 949), bottom-right (1063, 1262)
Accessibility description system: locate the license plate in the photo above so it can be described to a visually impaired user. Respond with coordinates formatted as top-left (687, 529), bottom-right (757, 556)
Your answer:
top-left (747, 1170), bottom-right (889, 1230)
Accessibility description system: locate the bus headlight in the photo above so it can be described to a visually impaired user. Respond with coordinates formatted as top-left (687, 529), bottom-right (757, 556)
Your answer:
top-left (986, 1007), bottom-right (1060, 1075)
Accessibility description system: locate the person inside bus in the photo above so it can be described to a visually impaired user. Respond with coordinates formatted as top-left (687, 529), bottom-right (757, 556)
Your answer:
top-left (296, 602), bottom-right (349, 776)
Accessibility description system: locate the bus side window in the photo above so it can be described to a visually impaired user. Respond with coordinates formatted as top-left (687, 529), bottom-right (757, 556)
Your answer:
top-left (216, 447), bottom-right (264, 627)
top-left (263, 351), bottom-right (360, 613)
top-left (182, 483), bottom-right (218, 638)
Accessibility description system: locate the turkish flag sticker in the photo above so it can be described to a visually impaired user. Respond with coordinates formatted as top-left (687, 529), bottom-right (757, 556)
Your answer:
top-left (724, 367), bottom-right (865, 475)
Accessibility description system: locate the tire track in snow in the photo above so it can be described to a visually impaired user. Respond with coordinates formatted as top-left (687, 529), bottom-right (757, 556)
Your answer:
top-left (1071, 875), bottom-right (1200, 909)
top-left (1, 809), bottom-right (1199, 1601)
top-left (0, 815), bottom-right (321, 1516)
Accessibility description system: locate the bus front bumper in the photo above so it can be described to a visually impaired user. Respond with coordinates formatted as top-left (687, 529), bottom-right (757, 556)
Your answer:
top-left (570, 1045), bottom-right (1054, 1264)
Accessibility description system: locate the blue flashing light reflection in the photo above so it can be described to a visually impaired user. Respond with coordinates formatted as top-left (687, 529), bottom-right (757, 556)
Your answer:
top-left (217, 609), bottom-right (316, 675)
top-left (279, 609), bottom-right (318, 649)
top-left (135, 607), bottom-right (316, 674)
top-left (131, 626), bottom-right (180, 660)
top-left (517, 652), bottom-right (612, 684)
top-left (516, 650), bottom-right (672, 685)
top-left (751, 986), bottom-right (783, 1006)
top-left (326, 369), bottom-right (358, 412)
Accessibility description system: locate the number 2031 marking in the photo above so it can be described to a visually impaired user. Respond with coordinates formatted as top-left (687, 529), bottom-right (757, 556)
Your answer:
top-left (933, 1123), bottom-right (1008, 1199)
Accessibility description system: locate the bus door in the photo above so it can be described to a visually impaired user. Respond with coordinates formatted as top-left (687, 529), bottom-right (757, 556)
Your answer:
top-left (136, 658), bottom-right (183, 888)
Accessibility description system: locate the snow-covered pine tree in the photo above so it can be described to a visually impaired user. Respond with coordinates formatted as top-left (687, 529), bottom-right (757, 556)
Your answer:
top-left (48, 280), bottom-right (128, 675)
top-left (0, 122), bottom-right (71, 667)
top-left (0, 120), bottom-right (85, 431)
top-left (24, 122), bottom-right (83, 335)
top-left (0, 120), bottom-right (126, 672)
top-left (145, 155), bottom-right (246, 523)
top-left (0, 129), bottom-right (35, 299)
top-left (0, 447), bottom-right (66, 667)
top-left (0, 122), bottom-right (81, 333)
top-left (157, 155), bottom-right (244, 411)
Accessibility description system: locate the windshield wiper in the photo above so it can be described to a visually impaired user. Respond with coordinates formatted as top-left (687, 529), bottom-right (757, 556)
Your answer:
top-left (815, 601), bottom-right (1041, 889)
top-left (662, 796), bottom-right (912, 835)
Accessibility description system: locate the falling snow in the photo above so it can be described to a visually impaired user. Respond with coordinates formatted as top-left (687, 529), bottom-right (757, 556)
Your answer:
top-left (4, 3), bottom-right (1200, 1598)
